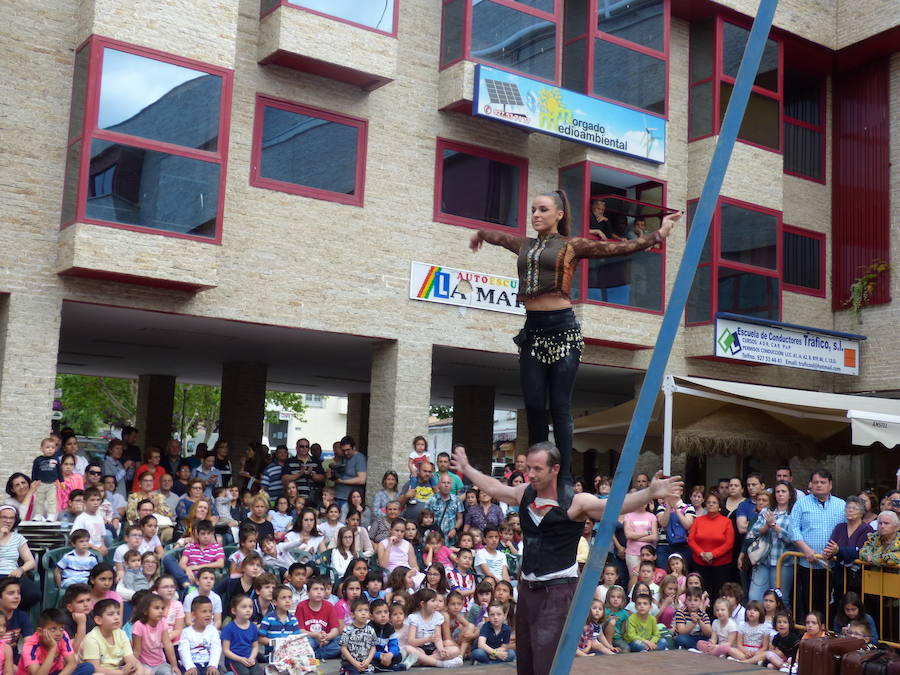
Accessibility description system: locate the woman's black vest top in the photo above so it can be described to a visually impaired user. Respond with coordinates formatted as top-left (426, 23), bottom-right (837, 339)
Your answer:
top-left (519, 478), bottom-right (585, 576)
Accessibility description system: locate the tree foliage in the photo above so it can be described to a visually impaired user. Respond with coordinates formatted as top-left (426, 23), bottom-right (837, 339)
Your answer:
top-left (57, 374), bottom-right (308, 440)
top-left (430, 405), bottom-right (454, 420)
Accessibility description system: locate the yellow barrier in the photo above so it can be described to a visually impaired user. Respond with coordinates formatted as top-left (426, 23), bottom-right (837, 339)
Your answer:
top-left (774, 551), bottom-right (899, 648)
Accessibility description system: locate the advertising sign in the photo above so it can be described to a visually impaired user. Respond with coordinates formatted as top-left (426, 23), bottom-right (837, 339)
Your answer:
top-left (714, 316), bottom-right (860, 375)
top-left (409, 261), bottom-right (524, 315)
top-left (473, 64), bottom-right (666, 163)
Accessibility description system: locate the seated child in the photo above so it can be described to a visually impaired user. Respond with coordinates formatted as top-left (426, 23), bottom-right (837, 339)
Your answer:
top-left (340, 599), bottom-right (377, 674)
top-left (472, 601), bottom-right (516, 664)
top-left (81, 599), bottom-right (149, 675)
top-left (178, 597), bottom-right (222, 675)
top-left (56, 529), bottom-right (99, 589)
top-left (130, 592), bottom-right (180, 675)
top-left (182, 569), bottom-right (223, 630)
top-left (222, 595), bottom-right (263, 675)
top-left (258, 586), bottom-right (301, 661)
top-left (368, 599), bottom-right (401, 672)
top-left (623, 594), bottom-right (667, 653)
top-left (61, 584), bottom-right (96, 655)
top-left (16, 608), bottom-right (89, 675)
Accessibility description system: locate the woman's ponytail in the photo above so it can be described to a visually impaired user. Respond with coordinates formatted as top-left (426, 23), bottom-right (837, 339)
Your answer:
top-left (542, 189), bottom-right (571, 236)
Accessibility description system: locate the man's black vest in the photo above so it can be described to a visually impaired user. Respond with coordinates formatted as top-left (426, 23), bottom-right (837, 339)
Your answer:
top-left (519, 478), bottom-right (585, 576)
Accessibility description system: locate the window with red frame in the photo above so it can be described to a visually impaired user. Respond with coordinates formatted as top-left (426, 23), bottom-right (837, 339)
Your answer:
top-left (250, 96), bottom-right (367, 207)
top-left (260, 0), bottom-right (397, 36)
top-left (783, 70), bottom-right (824, 182)
top-left (686, 198), bottom-right (782, 324)
top-left (440, 0), bottom-right (560, 83)
top-left (563, 0), bottom-right (668, 116)
top-left (689, 18), bottom-right (782, 151)
top-left (783, 225), bottom-right (824, 295)
top-left (559, 161), bottom-right (668, 312)
top-left (434, 138), bottom-right (527, 232)
top-left (61, 38), bottom-right (232, 241)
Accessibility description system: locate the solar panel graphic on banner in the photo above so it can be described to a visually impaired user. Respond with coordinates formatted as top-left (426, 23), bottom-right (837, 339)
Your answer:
top-left (484, 79), bottom-right (524, 107)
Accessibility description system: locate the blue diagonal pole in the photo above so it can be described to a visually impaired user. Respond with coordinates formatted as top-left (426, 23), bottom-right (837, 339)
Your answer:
top-left (550, 1), bottom-right (779, 672)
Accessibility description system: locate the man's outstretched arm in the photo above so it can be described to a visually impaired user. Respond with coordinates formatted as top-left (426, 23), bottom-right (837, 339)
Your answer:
top-left (571, 471), bottom-right (683, 521)
top-left (451, 447), bottom-right (525, 507)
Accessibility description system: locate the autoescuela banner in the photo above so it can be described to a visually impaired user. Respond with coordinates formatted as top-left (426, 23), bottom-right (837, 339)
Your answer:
top-left (409, 261), bottom-right (524, 315)
top-left (473, 64), bottom-right (665, 164)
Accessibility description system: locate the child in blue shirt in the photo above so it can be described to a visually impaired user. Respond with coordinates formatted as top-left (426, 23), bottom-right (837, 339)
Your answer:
top-left (258, 585), bottom-right (301, 661)
top-left (222, 594), bottom-right (263, 675)
top-left (472, 602), bottom-right (515, 664)
top-left (368, 599), bottom-right (401, 672)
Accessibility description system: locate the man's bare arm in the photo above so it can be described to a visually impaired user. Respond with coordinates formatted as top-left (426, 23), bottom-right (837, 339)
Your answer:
top-left (571, 472), bottom-right (683, 521)
top-left (451, 447), bottom-right (525, 507)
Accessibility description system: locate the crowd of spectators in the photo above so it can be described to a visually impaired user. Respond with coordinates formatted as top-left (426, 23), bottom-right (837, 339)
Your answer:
top-left (1, 427), bottom-right (898, 674)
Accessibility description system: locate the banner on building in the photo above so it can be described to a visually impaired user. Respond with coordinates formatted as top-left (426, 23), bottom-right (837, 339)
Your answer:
top-left (714, 316), bottom-right (861, 375)
top-left (409, 261), bottom-right (524, 315)
top-left (473, 64), bottom-right (665, 163)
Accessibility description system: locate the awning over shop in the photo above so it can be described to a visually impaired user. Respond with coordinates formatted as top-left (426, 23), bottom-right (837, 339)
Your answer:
top-left (574, 375), bottom-right (900, 466)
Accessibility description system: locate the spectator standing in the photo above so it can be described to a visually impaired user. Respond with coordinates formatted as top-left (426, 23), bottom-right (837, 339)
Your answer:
top-left (623, 502), bottom-right (658, 577)
top-left (789, 468), bottom-right (846, 621)
top-left (859, 510), bottom-right (899, 566)
top-left (260, 446), bottom-right (301, 502)
top-left (427, 474), bottom-right (464, 544)
top-left (102, 439), bottom-right (131, 499)
top-left (373, 471), bottom-right (400, 517)
top-left (746, 480), bottom-right (795, 603)
top-left (774, 466), bottom-right (805, 497)
top-left (212, 439), bottom-right (233, 487)
top-left (822, 496), bottom-right (870, 597)
top-left (333, 436), bottom-right (367, 507)
top-left (121, 426), bottom-right (143, 468)
top-left (294, 438), bottom-right (325, 501)
top-left (656, 484), bottom-right (695, 568)
top-left (688, 492), bottom-right (734, 598)
top-left (160, 439), bottom-right (183, 478)
top-left (192, 450), bottom-right (223, 499)
top-left (60, 434), bottom-right (89, 476)
top-left (436, 451), bottom-right (465, 496)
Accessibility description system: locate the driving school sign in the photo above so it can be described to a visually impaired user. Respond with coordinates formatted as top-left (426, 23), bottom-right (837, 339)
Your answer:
top-left (714, 316), bottom-right (861, 375)
top-left (410, 261), bottom-right (524, 315)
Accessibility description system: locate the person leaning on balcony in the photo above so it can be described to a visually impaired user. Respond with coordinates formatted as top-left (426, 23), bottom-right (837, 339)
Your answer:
top-left (859, 510), bottom-right (900, 567)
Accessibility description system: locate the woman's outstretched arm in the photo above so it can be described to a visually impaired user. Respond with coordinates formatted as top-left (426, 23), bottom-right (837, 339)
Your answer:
top-left (571, 212), bottom-right (680, 259)
top-left (470, 230), bottom-right (525, 254)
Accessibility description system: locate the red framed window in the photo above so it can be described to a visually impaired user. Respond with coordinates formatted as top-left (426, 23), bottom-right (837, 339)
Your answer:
top-left (250, 95), bottom-right (368, 207)
top-left (686, 198), bottom-right (782, 325)
top-left (260, 0), bottom-right (399, 37)
top-left (563, 0), bottom-right (669, 117)
top-left (434, 138), bottom-right (528, 233)
top-left (559, 160), bottom-right (669, 314)
top-left (440, 0), bottom-right (561, 84)
top-left (61, 36), bottom-right (232, 243)
top-left (689, 17), bottom-right (782, 152)
top-left (783, 70), bottom-right (825, 182)
top-left (783, 225), bottom-right (825, 296)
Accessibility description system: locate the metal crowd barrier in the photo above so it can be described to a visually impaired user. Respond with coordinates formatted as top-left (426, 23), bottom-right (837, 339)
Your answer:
top-left (775, 551), bottom-right (899, 648)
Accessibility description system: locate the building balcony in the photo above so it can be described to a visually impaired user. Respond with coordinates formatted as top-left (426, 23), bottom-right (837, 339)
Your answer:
top-left (258, 2), bottom-right (398, 91)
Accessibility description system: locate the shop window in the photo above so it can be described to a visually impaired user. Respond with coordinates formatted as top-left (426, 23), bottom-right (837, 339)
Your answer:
top-left (435, 138), bottom-right (527, 232)
top-left (686, 198), bottom-right (782, 325)
top-left (265, 0), bottom-right (398, 35)
top-left (783, 226), bottom-right (824, 295)
top-left (61, 37), bottom-right (232, 241)
top-left (688, 17), bottom-right (782, 151)
top-left (250, 96), bottom-right (367, 206)
top-left (441, 0), bottom-right (560, 82)
top-left (783, 71), bottom-right (824, 182)
top-left (559, 161), bottom-right (671, 313)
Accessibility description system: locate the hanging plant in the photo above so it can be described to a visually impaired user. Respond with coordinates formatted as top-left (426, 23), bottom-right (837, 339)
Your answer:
top-left (845, 259), bottom-right (890, 321)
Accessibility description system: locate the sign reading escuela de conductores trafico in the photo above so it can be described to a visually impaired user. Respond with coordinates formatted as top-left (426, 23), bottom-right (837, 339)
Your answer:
top-left (409, 261), bottom-right (524, 315)
top-left (714, 316), bottom-right (860, 375)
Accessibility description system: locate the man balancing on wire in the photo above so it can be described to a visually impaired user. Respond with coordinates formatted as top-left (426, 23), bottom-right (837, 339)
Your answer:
top-left (452, 441), bottom-right (682, 675)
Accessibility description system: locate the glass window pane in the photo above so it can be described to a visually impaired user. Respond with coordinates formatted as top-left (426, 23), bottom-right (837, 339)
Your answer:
top-left (587, 250), bottom-right (662, 310)
top-left (717, 267), bottom-right (779, 319)
top-left (783, 231), bottom-right (821, 290)
top-left (690, 19), bottom-right (713, 83)
top-left (512, 0), bottom-right (555, 12)
top-left (285, 0), bottom-right (395, 32)
top-left (594, 39), bottom-right (665, 114)
top-left (686, 201), bottom-right (711, 263)
top-left (722, 22), bottom-right (779, 91)
top-left (441, 0), bottom-right (465, 66)
top-left (61, 141), bottom-right (82, 224)
top-left (719, 202), bottom-right (778, 269)
top-left (784, 71), bottom-right (821, 124)
top-left (471, 1), bottom-right (557, 81)
top-left (564, 0), bottom-right (588, 39)
top-left (596, 0), bottom-right (663, 52)
top-left (68, 46), bottom-right (90, 141)
top-left (689, 82), bottom-right (713, 138)
top-left (99, 49), bottom-right (222, 152)
top-left (86, 140), bottom-right (219, 238)
top-left (784, 123), bottom-right (822, 180)
top-left (562, 38), bottom-right (586, 91)
top-left (441, 149), bottom-right (521, 227)
top-left (259, 106), bottom-right (360, 196)
top-left (559, 164), bottom-right (584, 236)
top-left (687, 265), bottom-right (711, 323)
top-left (719, 83), bottom-right (780, 150)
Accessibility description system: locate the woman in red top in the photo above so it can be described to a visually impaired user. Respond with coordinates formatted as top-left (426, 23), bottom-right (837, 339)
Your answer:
top-left (132, 446), bottom-right (166, 492)
top-left (470, 190), bottom-right (680, 480)
top-left (688, 491), bottom-right (735, 598)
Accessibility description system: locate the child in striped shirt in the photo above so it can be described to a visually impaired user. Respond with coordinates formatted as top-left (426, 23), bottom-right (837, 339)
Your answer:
top-left (55, 529), bottom-right (99, 588)
top-left (258, 586), bottom-right (301, 661)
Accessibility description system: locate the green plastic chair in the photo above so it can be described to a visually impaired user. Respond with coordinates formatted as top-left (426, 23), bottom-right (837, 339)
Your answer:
top-left (42, 546), bottom-right (74, 610)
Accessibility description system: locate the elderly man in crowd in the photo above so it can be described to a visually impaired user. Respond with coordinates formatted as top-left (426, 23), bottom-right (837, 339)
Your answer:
top-left (427, 473), bottom-right (464, 543)
top-left (860, 510), bottom-right (900, 567)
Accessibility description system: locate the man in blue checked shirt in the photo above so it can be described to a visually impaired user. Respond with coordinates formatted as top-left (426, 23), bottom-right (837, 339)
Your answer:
top-left (789, 468), bottom-right (845, 621)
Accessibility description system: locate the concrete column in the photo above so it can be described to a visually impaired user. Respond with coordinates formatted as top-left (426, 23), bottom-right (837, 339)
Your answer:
top-left (135, 374), bottom-right (175, 451)
top-left (218, 362), bottom-right (267, 471)
top-left (367, 340), bottom-right (432, 503)
top-left (346, 393), bottom-right (370, 455)
top-left (0, 293), bottom-right (62, 481)
top-left (452, 385), bottom-right (495, 474)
